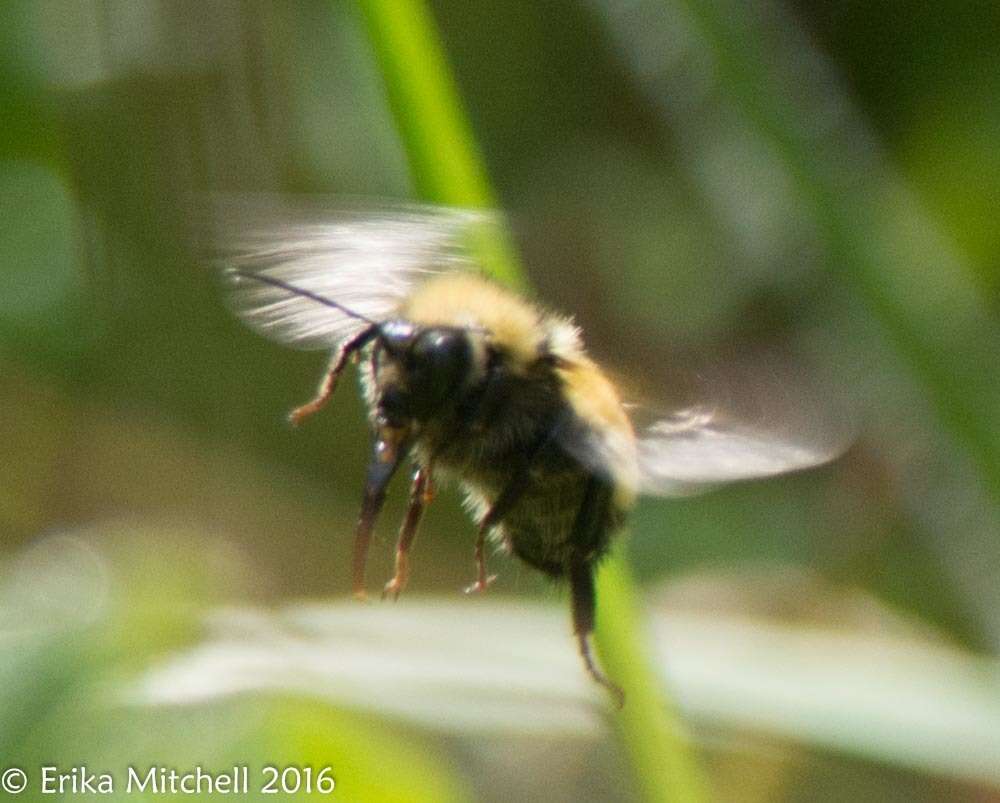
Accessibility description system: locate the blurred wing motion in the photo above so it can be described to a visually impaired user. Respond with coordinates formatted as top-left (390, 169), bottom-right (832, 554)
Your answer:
top-left (561, 402), bottom-right (849, 499)
top-left (633, 405), bottom-right (849, 496)
top-left (212, 198), bottom-right (494, 350)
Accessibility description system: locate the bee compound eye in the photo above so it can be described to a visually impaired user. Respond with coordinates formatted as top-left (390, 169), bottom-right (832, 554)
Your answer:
top-left (404, 329), bottom-right (472, 418)
top-left (414, 329), bottom-right (468, 367)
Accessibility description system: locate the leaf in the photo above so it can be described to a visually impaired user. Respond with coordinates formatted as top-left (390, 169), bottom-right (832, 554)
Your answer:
top-left (134, 599), bottom-right (1000, 788)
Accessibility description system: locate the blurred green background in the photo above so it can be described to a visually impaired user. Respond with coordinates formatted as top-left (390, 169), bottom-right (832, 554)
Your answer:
top-left (1, 1), bottom-right (999, 801)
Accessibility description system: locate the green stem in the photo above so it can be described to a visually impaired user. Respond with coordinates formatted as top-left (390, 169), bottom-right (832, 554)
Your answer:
top-left (355, 1), bottom-right (709, 801)
top-left (355, 0), bottom-right (523, 291)
top-left (596, 556), bottom-right (711, 803)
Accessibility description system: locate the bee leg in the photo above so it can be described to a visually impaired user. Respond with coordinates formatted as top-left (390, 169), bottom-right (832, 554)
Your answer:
top-left (464, 474), bottom-right (531, 594)
top-left (569, 561), bottom-right (624, 707)
top-left (463, 423), bottom-right (560, 594)
top-left (464, 523), bottom-right (499, 595)
top-left (382, 466), bottom-right (431, 601)
top-left (568, 475), bottom-right (624, 705)
top-left (352, 424), bottom-right (410, 600)
top-left (289, 325), bottom-right (378, 426)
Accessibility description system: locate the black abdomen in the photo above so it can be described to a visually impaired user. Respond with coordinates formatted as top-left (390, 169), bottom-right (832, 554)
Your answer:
top-left (421, 364), bottom-right (626, 577)
top-left (501, 468), bottom-right (620, 577)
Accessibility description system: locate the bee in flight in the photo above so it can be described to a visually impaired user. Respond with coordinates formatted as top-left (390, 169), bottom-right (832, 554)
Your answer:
top-left (217, 200), bottom-right (847, 704)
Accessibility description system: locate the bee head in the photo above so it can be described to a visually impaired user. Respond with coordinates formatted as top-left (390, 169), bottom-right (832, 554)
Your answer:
top-left (376, 321), bottom-right (474, 423)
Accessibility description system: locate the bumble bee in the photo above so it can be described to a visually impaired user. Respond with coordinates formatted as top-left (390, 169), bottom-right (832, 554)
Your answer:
top-left (217, 200), bottom-right (847, 703)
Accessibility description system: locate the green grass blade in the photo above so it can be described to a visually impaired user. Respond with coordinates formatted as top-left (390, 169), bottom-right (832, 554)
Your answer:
top-left (355, 1), bottom-right (709, 800)
top-left (596, 557), bottom-right (712, 803)
top-left (355, 0), bottom-right (523, 291)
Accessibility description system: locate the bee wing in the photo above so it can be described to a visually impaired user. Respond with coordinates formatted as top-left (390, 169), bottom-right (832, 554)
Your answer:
top-left (558, 349), bottom-right (853, 499)
top-left (558, 405), bottom-right (846, 499)
top-left (633, 405), bottom-right (849, 496)
top-left (212, 197), bottom-right (495, 350)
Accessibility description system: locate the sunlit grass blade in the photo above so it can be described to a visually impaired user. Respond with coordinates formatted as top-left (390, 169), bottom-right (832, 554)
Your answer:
top-left (354, 0), bottom-right (523, 292)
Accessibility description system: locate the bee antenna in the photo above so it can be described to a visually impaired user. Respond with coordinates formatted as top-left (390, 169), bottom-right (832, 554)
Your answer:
top-left (229, 269), bottom-right (379, 326)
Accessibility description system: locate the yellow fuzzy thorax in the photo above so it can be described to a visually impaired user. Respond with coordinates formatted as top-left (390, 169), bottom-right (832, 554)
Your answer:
top-left (556, 356), bottom-right (639, 507)
top-left (401, 273), bottom-right (555, 368)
